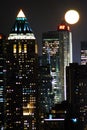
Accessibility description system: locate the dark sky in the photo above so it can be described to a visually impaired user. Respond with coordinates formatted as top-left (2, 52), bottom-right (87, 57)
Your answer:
top-left (0, 0), bottom-right (87, 63)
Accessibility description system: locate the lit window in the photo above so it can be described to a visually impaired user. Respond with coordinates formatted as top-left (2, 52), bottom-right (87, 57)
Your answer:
top-left (19, 44), bottom-right (22, 53)
top-left (24, 44), bottom-right (27, 53)
top-left (35, 44), bottom-right (38, 54)
top-left (15, 26), bottom-right (17, 31)
top-left (13, 44), bottom-right (16, 53)
top-left (0, 98), bottom-right (3, 102)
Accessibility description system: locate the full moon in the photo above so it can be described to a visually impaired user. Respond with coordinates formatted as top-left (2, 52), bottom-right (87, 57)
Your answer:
top-left (64, 10), bottom-right (80, 24)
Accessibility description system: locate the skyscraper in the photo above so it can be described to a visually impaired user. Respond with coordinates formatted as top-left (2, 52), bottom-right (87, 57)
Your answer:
top-left (38, 57), bottom-right (53, 130)
top-left (66, 63), bottom-right (87, 130)
top-left (4, 10), bottom-right (38, 130)
top-left (0, 34), bottom-right (5, 129)
top-left (42, 21), bottom-right (72, 104)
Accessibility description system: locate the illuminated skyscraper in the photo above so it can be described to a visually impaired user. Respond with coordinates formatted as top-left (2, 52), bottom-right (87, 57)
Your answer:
top-left (4, 10), bottom-right (38, 130)
top-left (42, 22), bottom-right (72, 104)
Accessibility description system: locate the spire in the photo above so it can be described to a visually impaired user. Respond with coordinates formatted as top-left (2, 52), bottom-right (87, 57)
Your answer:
top-left (17, 9), bottom-right (26, 18)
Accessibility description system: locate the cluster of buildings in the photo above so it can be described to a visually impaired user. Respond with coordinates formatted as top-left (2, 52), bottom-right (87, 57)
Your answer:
top-left (0, 9), bottom-right (87, 130)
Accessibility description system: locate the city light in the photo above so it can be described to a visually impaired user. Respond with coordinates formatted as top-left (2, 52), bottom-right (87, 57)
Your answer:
top-left (44, 118), bottom-right (65, 121)
top-left (71, 118), bottom-right (78, 123)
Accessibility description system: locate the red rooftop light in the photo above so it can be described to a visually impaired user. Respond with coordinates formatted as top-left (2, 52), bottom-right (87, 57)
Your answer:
top-left (0, 34), bottom-right (3, 39)
top-left (57, 22), bottom-right (70, 31)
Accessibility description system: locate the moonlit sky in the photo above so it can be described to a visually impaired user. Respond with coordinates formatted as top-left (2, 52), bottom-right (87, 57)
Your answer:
top-left (0, 0), bottom-right (87, 63)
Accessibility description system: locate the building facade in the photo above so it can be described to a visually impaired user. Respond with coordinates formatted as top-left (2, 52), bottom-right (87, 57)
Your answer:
top-left (81, 41), bottom-right (87, 65)
top-left (4, 10), bottom-right (38, 130)
top-left (66, 63), bottom-right (87, 129)
top-left (38, 56), bottom-right (53, 130)
top-left (42, 22), bottom-right (72, 104)
top-left (0, 34), bottom-right (5, 130)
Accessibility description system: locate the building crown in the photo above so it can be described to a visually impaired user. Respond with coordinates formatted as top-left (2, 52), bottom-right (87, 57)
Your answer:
top-left (8, 9), bottom-right (36, 40)
top-left (57, 20), bottom-right (70, 31)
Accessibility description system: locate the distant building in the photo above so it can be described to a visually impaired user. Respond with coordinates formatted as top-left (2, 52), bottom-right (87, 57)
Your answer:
top-left (66, 63), bottom-right (87, 129)
top-left (81, 41), bottom-right (87, 65)
top-left (42, 21), bottom-right (72, 104)
top-left (4, 10), bottom-right (38, 130)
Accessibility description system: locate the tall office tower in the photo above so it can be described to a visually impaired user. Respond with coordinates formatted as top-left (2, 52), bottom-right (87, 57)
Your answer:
top-left (0, 34), bottom-right (5, 129)
top-left (81, 41), bottom-right (87, 65)
top-left (4, 10), bottom-right (38, 130)
top-left (38, 57), bottom-right (53, 113)
top-left (38, 56), bottom-right (53, 130)
top-left (42, 22), bottom-right (72, 104)
top-left (66, 63), bottom-right (87, 130)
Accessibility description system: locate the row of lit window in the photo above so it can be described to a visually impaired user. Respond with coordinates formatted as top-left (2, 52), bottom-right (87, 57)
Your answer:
top-left (16, 121), bottom-right (21, 124)
top-left (23, 90), bottom-right (36, 93)
top-left (79, 82), bottom-right (87, 87)
top-left (30, 99), bottom-right (36, 102)
top-left (23, 99), bottom-right (36, 102)
top-left (6, 113), bottom-right (21, 116)
top-left (16, 82), bottom-right (21, 85)
top-left (14, 24), bottom-right (30, 32)
top-left (13, 44), bottom-right (27, 53)
top-left (14, 54), bottom-right (27, 59)
top-left (7, 89), bottom-right (14, 93)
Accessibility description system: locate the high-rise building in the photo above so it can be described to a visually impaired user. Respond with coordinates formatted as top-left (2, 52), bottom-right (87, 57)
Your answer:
top-left (38, 59), bottom-right (53, 113)
top-left (81, 41), bottom-right (87, 65)
top-left (38, 56), bottom-right (53, 130)
top-left (4, 10), bottom-right (38, 130)
top-left (0, 34), bottom-right (5, 129)
top-left (42, 22), bottom-right (72, 104)
top-left (66, 63), bottom-right (87, 130)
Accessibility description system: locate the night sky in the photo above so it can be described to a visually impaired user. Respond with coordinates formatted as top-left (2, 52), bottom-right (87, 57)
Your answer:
top-left (0, 0), bottom-right (87, 63)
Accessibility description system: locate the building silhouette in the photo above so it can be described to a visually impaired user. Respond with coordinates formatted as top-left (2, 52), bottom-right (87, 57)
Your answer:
top-left (3, 10), bottom-right (38, 130)
top-left (42, 21), bottom-right (72, 104)
top-left (66, 63), bottom-right (87, 130)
